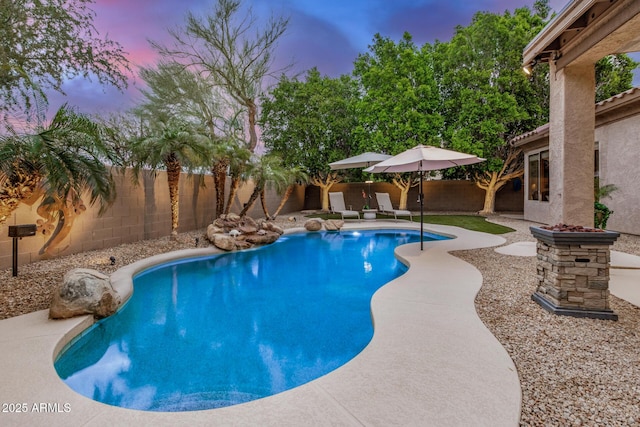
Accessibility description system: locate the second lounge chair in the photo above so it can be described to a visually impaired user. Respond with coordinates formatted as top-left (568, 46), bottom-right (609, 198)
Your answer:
top-left (329, 192), bottom-right (361, 221)
top-left (375, 192), bottom-right (413, 221)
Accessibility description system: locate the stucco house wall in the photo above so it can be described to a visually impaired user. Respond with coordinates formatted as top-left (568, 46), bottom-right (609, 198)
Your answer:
top-left (596, 109), bottom-right (640, 234)
top-left (512, 87), bottom-right (640, 235)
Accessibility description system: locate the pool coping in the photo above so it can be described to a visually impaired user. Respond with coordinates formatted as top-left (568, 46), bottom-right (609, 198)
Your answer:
top-left (0, 221), bottom-right (520, 426)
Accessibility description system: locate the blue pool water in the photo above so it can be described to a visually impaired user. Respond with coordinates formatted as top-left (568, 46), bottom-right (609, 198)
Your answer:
top-left (55, 229), bottom-right (447, 412)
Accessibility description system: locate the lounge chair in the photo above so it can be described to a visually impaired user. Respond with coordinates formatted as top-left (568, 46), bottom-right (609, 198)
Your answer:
top-left (329, 192), bottom-right (360, 221)
top-left (375, 192), bottom-right (413, 221)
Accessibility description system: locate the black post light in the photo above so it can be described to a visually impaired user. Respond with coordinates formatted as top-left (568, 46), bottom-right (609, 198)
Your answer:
top-left (8, 224), bottom-right (37, 277)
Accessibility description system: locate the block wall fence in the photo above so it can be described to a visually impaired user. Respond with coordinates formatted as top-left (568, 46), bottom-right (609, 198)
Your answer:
top-left (0, 169), bottom-right (305, 270)
top-left (304, 179), bottom-right (524, 212)
top-left (1, 172), bottom-right (522, 270)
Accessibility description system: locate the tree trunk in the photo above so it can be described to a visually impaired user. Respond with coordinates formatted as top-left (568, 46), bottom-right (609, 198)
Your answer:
top-left (211, 158), bottom-right (229, 217)
top-left (247, 100), bottom-right (258, 153)
top-left (392, 174), bottom-right (417, 210)
top-left (398, 188), bottom-right (409, 210)
top-left (477, 172), bottom-right (508, 215)
top-left (224, 176), bottom-right (241, 214)
top-left (321, 185), bottom-right (331, 211)
top-left (239, 187), bottom-right (261, 216)
top-left (272, 185), bottom-right (294, 218)
top-left (475, 147), bottom-right (524, 215)
top-left (310, 173), bottom-right (341, 211)
top-left (260, 188), bottom-right (270, 219)
top-left (165, 155), bottom-right (181, 240)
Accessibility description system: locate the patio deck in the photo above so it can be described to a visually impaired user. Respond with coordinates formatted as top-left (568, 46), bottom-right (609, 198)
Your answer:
top-left (0, 222), bottom-right (521, 426)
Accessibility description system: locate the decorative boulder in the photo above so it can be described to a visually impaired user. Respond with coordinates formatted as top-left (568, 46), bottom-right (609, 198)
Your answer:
top-left (324, 219), bottom-right (344, 231)
top-left (304, 219), bottom-right (323, 231)
top-left (205, 215), bottom-right (284, 251)
top-left (239, 224), bottom-right (259, 235)
top-left (262, 222), bottom-right (284, 235)
top-left (50, 268), bottom-right (120, 319)
top-left (213, 234), bottom-right (237, 251)
top-left (206, 224), bottom-right (224, 242)
top-left (245, 231), bottom-right (280, 245)
top-left (213, 213), bottom-right (242, 232)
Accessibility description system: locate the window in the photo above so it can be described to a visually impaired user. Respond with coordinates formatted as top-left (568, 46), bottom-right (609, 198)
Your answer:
top-left (528, 150), bottom-right (549, 202)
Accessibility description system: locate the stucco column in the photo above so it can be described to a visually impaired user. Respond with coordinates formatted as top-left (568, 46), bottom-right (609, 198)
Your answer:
top-left (548, 61), bottom-right (596, 227)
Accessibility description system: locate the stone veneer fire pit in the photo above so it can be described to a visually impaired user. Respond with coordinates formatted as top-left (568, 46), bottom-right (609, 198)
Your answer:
top-left (530, 225), bottom-right (620, 321)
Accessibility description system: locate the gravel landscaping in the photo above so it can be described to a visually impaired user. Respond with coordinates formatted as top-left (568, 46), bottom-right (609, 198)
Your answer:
top-left (458, 216), bottom-right (640, 427)
top-left (1, 213), bottom-right (639, 426)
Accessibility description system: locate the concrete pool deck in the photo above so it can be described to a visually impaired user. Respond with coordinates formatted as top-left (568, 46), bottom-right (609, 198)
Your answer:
top-left (0, 222), bottom-right (521, 426)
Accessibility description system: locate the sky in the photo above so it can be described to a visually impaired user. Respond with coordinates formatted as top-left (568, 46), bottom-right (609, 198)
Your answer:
top-left (46, 0), bottom-right (634, 117)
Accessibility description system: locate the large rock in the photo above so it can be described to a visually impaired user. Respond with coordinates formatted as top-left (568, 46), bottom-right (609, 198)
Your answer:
top-left (261, 221), bottom-right (284, 235)
top-left (304, 219), bottom-right (323, 231)
top-left (50, 268), bottom-right (120, 319)
top-left (213, 213), bottom-right (242, 232)
top-left (245, 231), bottom-right (280, 245)
top-left (206, 215), bottom-right (284, 251)
top-left (206, 224), bottom-right (224, 242)
top-left (324, 219), bottom-right (344, 231)
top-left (213, 234), bottom-right (237, 251)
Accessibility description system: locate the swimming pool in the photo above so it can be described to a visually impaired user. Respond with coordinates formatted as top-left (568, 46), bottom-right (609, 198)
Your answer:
top-left (55, 229), bottom-right (447, 412)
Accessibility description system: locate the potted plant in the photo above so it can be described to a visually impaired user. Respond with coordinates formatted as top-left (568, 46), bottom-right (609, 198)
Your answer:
top-left (361, 189), bottom-right (370, 210)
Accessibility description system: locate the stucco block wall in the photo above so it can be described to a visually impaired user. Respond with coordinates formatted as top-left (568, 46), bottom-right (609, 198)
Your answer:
top-left (304, 180), bottom-right (523, 212)
top-left (0, 170), bottom-right (305, 270)
top-left (596, 116), bottom-right (640, 235)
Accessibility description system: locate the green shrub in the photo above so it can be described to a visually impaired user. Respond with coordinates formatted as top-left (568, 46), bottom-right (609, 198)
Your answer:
top-left (594, 202), bottom-right (612, 229)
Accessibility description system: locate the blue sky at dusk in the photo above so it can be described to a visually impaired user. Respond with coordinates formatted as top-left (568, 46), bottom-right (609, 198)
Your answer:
top-left (48, 0), bottom-right (629, 116)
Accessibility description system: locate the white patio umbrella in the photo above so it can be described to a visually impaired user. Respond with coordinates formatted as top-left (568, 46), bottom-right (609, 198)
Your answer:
top-left (329, 152), bottom-right (392, 208)
top-left (329, 152), bottom-right (392, 170)
top-left (365, 144), bottom-right (485, 250)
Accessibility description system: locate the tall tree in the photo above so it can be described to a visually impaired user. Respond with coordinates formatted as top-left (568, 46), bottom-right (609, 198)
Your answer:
top-left (260, 68), bottom-right (359, 210)
top-left (151, 0), bottom-right (289, 153)
top-left (352, 33), bottom-right (443, 154)
top-left (136, 60), bottom-right (246, 216)
top-left (0, 0), bottom-right (129, 120)
top-left (434, 5), bottom-right (550, 214)
top-left (130, 117), bottom-right (211, 239)
top-left (353, 33), bottom-right (443, 205)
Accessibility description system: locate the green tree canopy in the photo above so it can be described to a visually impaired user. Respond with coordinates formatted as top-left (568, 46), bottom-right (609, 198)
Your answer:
top-left (352, 32), bottom-right (443, 154)
top-left (260, 68), bottom-right (359, 177)
top-left (595, 54), bottom-right (638, 102)
top-left (433, 4), bottom-right (550, 213)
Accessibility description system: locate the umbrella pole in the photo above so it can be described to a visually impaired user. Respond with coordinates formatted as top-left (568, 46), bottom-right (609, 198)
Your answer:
top-left (420, 171), bottom-right (424, 250)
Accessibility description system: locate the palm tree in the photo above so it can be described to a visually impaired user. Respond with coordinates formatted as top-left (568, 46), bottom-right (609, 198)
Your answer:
top-left (223, 146), bottom-right (253, 215)
top-left (210, 137), bottom-right (252, 217)
top-left (271, 166), bottom-right (308, 219)
top-left (130, 116), bottom-right (211, 239)
top-left (239, 155), bottom-right (289, 218)
top-left (0, 104), bottom-right (116, 225)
